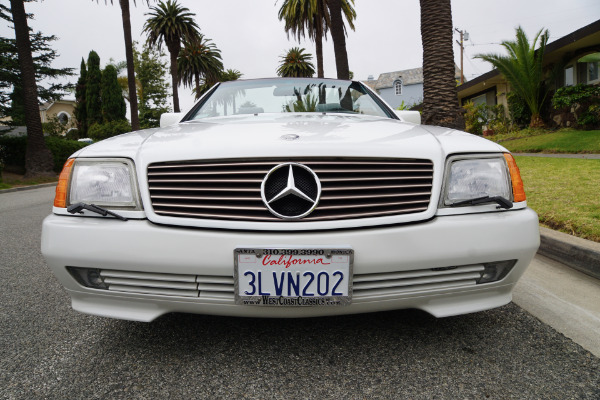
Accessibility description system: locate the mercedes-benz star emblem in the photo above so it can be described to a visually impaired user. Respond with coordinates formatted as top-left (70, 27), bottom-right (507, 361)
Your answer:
top-left (261, 163), bottom-right (321, 220)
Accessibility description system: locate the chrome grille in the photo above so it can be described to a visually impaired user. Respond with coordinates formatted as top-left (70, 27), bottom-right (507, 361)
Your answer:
top-left (148, 158), bottom-right (434, 222)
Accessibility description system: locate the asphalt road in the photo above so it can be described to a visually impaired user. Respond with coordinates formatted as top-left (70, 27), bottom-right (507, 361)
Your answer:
top-left (1, 187), bottom-right (599, 399)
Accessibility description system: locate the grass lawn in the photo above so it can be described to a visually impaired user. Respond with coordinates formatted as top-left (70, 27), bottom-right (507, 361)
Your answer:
top-left (499, 130), bottom-right (600, 153)
top-left (0, 172), bottom-right (57, 190)
top-left (515, 156), bottom-right (600, 242)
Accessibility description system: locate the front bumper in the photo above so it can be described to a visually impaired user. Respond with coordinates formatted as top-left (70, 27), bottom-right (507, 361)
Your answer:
top-left (41, 209), bottom-right (540, 321)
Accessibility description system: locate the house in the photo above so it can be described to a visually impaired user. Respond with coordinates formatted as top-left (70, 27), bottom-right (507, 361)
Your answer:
top-left (0, 98), bottom-right (76, 136)
top-left (457, 19), bottom-right (600, 112)
top-left (39, 99), bottom-right (77, 134)
top-left (363, 66), bottom-right (463, 109)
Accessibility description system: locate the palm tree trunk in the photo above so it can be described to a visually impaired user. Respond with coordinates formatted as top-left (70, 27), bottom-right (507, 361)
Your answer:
top-left (168, 49), bottom-right (180, 112)
top-left (327, 0), bottom-right (350, 80)
top-left (419, 0), bottom-right (464, 130)
top-left (10, 0), bottom-right (54, 177)
top-left (315, 32), bottom-right (324, 78)
top-left (119, 0), bottom-right (140, 131)
top-left (194, 72), bottom-right (200, 100)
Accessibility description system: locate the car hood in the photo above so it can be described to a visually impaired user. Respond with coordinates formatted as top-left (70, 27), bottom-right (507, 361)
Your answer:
top-left (76, 114), bottom-right (506, 165)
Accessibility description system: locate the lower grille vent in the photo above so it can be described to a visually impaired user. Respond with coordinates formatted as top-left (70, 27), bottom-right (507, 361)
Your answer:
top-left (94, 265), bottom-right (486, 300)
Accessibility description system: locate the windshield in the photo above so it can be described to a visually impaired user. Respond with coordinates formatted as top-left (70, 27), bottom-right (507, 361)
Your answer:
top-left (187, 78), bottom-right (391, 120)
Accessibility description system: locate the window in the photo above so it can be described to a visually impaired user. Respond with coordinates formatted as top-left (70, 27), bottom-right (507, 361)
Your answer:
top-left (394, 80), bottom-right (402, 96)
top-left (578, 52), bottom-right (600, 83)
top-left (57, 112), bottom-right (70, 125)
top-left (588, 61), bottom-right (599, 82)
top-left (564, 66), bottom-right (574, 86)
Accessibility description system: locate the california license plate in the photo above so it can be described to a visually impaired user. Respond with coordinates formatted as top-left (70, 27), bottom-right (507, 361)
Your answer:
top-left (234, 247), bottom-right (353, 306)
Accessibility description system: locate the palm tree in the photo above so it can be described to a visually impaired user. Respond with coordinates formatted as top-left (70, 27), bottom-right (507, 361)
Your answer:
top-left (178, 34), bottom-right (223, 100)
top-left (195, 68), bottom-right (243, 99)
top-left (277, 47), bottom-right (316, 77)
top-left (9, 0), bottom-right (54, 177)
top-left (278, 0), bottom-right (355, 79)
top-left (476, 27), bottom-right (549, 128)
top-left (419, 0), bottom-right (464, 129)
top-left (96, 0), bottom-right (149, 131)
top-left (326, 0), bottom-right (356, 80)
top-left (143, 0), bottom-right (200, 112)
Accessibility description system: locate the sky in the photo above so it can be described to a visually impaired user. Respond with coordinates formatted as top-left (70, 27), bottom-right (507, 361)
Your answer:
top-left (2, 0), bottom-right (599, 114)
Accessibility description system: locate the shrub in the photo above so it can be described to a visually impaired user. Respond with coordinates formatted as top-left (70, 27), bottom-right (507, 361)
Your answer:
top-left (552, 84), bottom-right (600, 129)
top-left (0, 135), bottom-right (88, 173)
top-left (65, 129), bottom-right (80, 141)
top-left (462, 102), bottom-right (487, 135)
top-left (507, 92), bottom-right (531, 129)
top-left (45, 137), bottom-right (89, 172)
top-left (88, 120), bottom-right (132, 141)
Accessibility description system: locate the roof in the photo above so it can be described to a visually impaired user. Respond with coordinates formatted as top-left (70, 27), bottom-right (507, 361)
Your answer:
top-left (39, 99), bottom-right (76, 112)
top-left (458, 19), bottom-right (600, 96)
top-left (364, 66), bottom-right (463, 90)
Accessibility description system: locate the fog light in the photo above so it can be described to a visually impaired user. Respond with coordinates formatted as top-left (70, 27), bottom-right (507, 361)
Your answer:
top-left (67, 267), bottom-right (108, 289)
top-left (477, 260), bottom-right (517, 284)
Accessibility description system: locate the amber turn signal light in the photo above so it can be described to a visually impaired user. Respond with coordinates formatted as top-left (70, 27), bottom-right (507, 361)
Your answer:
top-left (503, 153), bottom-right (526, 202)
top-left (54, 158), bottom-right (75, 208)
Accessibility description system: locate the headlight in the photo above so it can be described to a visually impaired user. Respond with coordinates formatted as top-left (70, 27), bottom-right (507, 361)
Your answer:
top-left (55, 158), bottom-right (141, 209)
top-left (442, 156), bottom-right (512, 206)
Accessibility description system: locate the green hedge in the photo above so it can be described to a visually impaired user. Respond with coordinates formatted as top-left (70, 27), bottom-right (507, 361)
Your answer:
top-left (0, 136), bottom-right (89, 173)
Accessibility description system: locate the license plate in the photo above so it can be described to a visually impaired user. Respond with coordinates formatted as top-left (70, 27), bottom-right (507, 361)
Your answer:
top-left (234, 247), bottom-right (353, 306)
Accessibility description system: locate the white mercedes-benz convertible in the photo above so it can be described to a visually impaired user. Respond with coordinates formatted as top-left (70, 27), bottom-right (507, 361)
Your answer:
top-left (41, 77), bottom-right (540, 321)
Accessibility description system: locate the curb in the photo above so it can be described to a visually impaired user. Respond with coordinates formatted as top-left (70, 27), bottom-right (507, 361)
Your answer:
top-left (0, 182), bottom-right (57, 194)
top-left (538, 227), bottom-right (600, 280)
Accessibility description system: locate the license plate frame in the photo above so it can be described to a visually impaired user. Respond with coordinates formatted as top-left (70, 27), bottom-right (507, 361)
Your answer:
top-left (234, 247), bottom-right (353, 306)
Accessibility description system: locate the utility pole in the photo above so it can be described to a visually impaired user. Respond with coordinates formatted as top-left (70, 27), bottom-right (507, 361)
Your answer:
top-left (455, 28), bottom-right (469, 84)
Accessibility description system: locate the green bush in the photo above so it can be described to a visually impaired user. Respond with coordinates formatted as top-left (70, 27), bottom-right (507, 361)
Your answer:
top-left (507, 92), bottom-right (531, 129)
top-left (552, 84), bottom-right (600, 109)
top-left (463, 102), bottom-right (487, 135)
top-left (65, 128), bottom-right (80, 141)
top-left (0, 135), bottom-right (88, 173)
top-left (88, 119), bottom-right (132, 141)
top-left (552, 84), bottom-right (600, 129)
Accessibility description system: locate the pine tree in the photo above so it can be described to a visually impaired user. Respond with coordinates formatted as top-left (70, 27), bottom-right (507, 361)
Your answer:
top-left (86, 50), bottom-right (103, 127)
top-left (101, 64), bottom-right (127, 122)
top-left (74, 58), bottom-right (87, 136)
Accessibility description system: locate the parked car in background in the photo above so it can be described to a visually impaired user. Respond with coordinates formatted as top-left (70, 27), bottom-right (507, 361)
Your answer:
top-left (42, 78), bottom-right (539, 321)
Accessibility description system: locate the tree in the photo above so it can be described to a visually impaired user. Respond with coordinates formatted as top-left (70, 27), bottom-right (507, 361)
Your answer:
top-left (133, 42), bottom-right (171, 128)
top-left (143, 0), bottom-right (200, 113)
top-left (101, 64), bottom-right (127, 122)
top-left (74, 58), bottom-right (87, 136)
top-left (178, 34), bottom-right (223, 100)
top-left (95, 1), bottom-right (152, 132)
top-left (278, 0), bottom-right (355, 79)
top-left (7, 0), bottom-right (53, 177)
top-left (326, 0), bottom-right (355, 80)
top-left (220, 69), bottom-right (243, 82)
top-left (85, 50), bottom-right (103, 127)
top-left (277, 47), bottom-right (316, 77)
top-left (0, 29), bottom-right (74, 125)
top-left (419, 0), bottom-right (464, 129)
top-left (476, 27), bottom-right (549, 128)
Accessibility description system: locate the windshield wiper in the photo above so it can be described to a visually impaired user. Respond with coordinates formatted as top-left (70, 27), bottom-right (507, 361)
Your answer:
top-left (450, 196), bottom-right (513, 210)
top-left (67, 202), bottom-right (128, 221)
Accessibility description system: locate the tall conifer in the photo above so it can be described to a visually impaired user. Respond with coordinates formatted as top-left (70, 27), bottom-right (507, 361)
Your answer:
top-left (86, 50), bottom-right (102, 127)
top-left (74, 58), bottom-right (87, 136)
top-left (101, 64), bottom-right (127, 121)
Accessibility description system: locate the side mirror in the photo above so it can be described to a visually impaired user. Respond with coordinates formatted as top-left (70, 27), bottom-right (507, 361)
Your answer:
top-left (394, 110), bottom-right (421, 125)
top-left (160, 112), bottom-right (183, 128)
